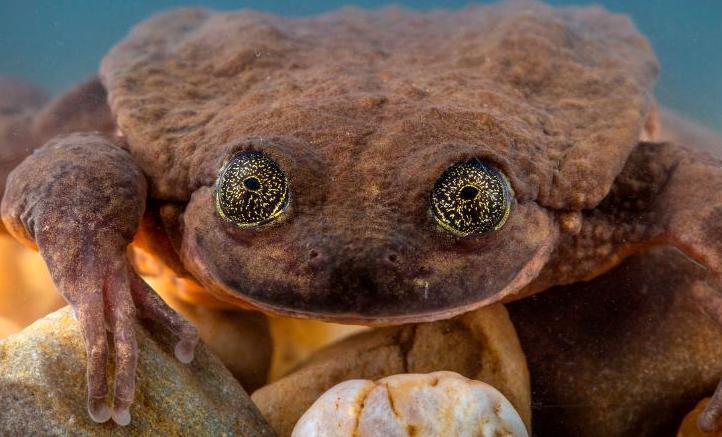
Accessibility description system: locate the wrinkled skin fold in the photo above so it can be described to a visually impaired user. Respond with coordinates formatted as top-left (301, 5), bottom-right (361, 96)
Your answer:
top-left (1, 3), bottom-right (722, 432)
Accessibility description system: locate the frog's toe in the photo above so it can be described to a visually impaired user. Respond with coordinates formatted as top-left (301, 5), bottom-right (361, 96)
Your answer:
top-left (65, 258), bottom-right (140, 426)
top-left (698, 384), bottom-right (722, 432)
top-left (693, 280), bottom-right (722, 432)
top-left (106, 263), bottom-right (138, 426)
top-left (69, 281), bottom-right (111, 424)
top-left (174, 340), bottom-right (195, 364)
top-left (129, 270), bottom-right (199, 364)
top-left (88, 396), bottom-right (112, 424)
top-left (112, 406), bottom-right (131, 426)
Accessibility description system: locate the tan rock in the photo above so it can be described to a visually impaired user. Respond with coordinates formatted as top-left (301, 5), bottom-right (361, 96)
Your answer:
top-left (0, 235), bottom-right (64, 330)
top-left (267, 316), bottom-right (367, 381)
top-left (0, 315), bottom-right (20, 338)
top-left (292, 371), bottom-right (528, 437)
top-left (0, 306), bottom-right (274, 436)
top-left (252, 304), bottom-right (530, 436)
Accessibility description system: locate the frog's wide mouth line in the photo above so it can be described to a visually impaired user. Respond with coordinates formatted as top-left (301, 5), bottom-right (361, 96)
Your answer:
top-left (186, 224), bottom-right (558, 326)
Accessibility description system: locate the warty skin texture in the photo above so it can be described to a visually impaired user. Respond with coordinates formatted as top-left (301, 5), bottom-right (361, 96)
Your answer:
top-left (97, 1), bottom-right (658, 322)
top-left (2, 0), bottom-right (722, 431)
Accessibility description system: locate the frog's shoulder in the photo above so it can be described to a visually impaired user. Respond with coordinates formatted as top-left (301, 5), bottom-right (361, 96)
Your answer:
top-left (445, 0), bottom-right (658, 208)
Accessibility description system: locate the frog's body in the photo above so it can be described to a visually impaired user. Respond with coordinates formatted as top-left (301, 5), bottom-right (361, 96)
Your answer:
top-left (2, 0), bottom-right (722, 431)
top-left (100, 3), bottom-right (660, 322)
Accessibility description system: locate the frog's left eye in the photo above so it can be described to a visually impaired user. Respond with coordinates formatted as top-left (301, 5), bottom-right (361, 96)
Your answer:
top-left (215, 150), bottom-right (289, 227)
top-left (430, 158), bottom-right (511, 237)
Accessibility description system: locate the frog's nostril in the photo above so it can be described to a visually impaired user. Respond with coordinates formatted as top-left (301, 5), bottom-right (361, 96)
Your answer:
top-left (306, 248), bottom-right (327, 270)
top-left (384, 251), bottom-right (401, 266)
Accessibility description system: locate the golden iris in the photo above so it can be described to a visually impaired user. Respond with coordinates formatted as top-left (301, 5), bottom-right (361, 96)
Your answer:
top-left (430, 158), bottom-right (511, 237)
top-left (215, 151), bottom-right (288, 227)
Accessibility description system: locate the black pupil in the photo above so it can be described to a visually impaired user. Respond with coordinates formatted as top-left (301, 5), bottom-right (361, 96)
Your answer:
top-left (243, 177), bottom-right (261, 191)
top-left (460, 185), bottom-right (478, 200)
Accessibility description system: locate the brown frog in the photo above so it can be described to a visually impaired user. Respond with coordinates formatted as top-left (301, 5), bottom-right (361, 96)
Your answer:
top-left (2, 1), bottom-right (722, 431)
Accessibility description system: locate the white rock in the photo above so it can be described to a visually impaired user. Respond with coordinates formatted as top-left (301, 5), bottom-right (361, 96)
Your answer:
top-left (292, 371), bottom-right (528, 437)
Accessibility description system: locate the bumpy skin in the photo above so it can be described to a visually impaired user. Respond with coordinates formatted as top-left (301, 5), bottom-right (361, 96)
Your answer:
top-left (2, 0), bottom-right (722, 430)
top-left (0, 75), bottom-right (49, 229)
top-left (99, 2), bottom-right (657, 322)
top-left (509, 248), bottom-right (722, 436)
top-left (522, 141), bottom-right (722, 295)
top-left (0, 76), bottom-right (114, 232)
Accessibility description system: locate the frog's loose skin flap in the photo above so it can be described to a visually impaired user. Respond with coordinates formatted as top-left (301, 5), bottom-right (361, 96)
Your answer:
top-left (525, 141), bottom-right (722, 431)
top-left (548, 142), bottom-right (720, 288)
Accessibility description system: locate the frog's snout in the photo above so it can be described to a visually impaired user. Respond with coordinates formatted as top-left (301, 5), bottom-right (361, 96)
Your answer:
top-left (298, 233), bottom-right (428, 303)
top-left (300, 228), bottom-right (422, 277)
top-left (303, 245), bottom-right (410, 276)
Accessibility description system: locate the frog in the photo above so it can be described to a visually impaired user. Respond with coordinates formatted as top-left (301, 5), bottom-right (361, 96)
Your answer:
top-left (2, 0), bottom-right (722, 431)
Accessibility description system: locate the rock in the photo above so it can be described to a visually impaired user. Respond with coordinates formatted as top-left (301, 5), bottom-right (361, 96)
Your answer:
top-left (0, 235), bottom-right (64, 330)
top-left (252, 304), bottom-right (530, 436)
top-left (134, 246), bottom-right (273, 393)
top-left (267, 316), bottom-right (367, 381)
top-left (0, 306), bottom-right (274, 436)
top-left (508, 247), bottom-right (722, 436)
top-left (292, 371), bottom-right (528, 437)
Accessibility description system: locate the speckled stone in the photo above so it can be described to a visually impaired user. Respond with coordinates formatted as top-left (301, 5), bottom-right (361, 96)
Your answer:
top-left (0, 306), bottom-right (274, 436)
top-left (292, 371), bottom-right (528, 437)
top-left (252, 304), bottom-right (529, 436)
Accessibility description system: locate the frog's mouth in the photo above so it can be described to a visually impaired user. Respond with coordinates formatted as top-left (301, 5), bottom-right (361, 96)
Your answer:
top-left (179, 187), bottom-right (558, 326)
top-left (186, 233), bottom-right (556, 326)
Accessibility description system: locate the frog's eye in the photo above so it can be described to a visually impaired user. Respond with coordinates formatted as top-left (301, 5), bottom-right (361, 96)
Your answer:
top-left (430, 158), bottom-right (511, 237)
top-left (215, 150), bottom-right (289, 227)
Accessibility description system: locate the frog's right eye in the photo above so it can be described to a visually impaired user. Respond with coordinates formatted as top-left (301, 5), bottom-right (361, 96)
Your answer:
top-left (215, 150), bottom-right (289, 227)
top-left (430, 158), bottom-right (511, 237)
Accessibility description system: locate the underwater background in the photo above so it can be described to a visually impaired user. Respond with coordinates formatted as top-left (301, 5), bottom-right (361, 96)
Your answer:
top-left (1, 0), bottom-right (720, 133)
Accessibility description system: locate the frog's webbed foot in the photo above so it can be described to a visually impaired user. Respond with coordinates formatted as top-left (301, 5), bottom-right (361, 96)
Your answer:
top-left (127, 270), bottom-right (199, 363)
top-left (1, 132), bottom-right (198, 425)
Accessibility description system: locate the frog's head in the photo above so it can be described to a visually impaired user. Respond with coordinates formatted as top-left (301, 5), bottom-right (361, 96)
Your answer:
top-left (103, 4), bottom-right (657, 324)
top-left (180, 133), bottom-right (560, 324)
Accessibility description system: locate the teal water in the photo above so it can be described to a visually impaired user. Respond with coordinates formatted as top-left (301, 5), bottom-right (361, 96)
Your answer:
top-left (1, 0), bottom-right (720, 133)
